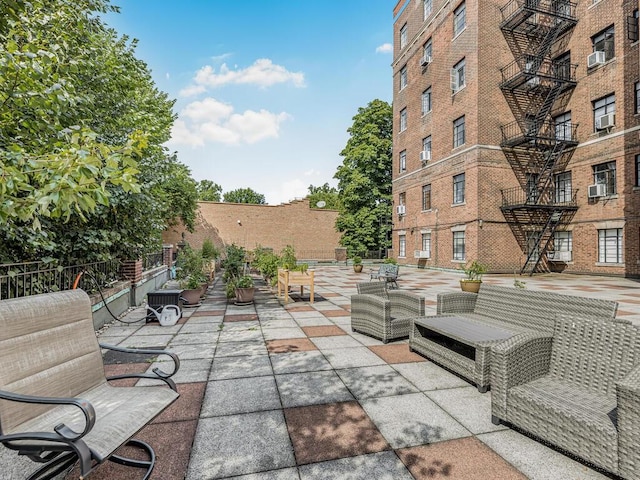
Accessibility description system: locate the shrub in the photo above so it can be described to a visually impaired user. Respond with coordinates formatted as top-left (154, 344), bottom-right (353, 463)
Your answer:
top-left (236, 275), bottom-right (254, 288)
top-left (201, 238), bottom-right (219, 261)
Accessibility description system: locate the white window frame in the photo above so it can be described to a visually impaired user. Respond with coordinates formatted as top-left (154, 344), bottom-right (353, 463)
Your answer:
top-left (400, 108), bottom-right (407, 132)
top-left (553, 231), bottom-right (573, 258)
top-left (422, 184), bottom-right (431, 211)
top-left (400, 23), bottom-right (408, 49)
top-left (592, 25), bottom-right (615, 61)
top-left (593, 94), bottom-right (615, 131)
top-left (598, 228), bottom-right (622, 263)
top-left (453, 231), bottom-right (465, 260)
top-left (453, 172), bottom-right (465, 204)
top-left (554, 112), bottom-right (572, 141)
top-left (422, 135), bottom-right (432, 157)
top-left (451, 58), bottom-right (466, 93)
top-left (422, 232), bottom-right (432, 257)
top-left (421, 87), bottom-right (432, 115)
top-left (399, 234), bottom-right (407, 257)
top-left (593, 161), bottom-right (616, 195)
top-left (453, 2), bottom-right (466, 37)
top-left (554, 171), bottom-right (572, 203)
top-left (424, 0), bottom-right (433, 19)
top-left (453, 115), bottom-right (465, 148)
top-left (423, 38), bottom-right (433, 60)
top-left (400, 65), bottom-right (408, 90)
top-left (399, 150), bottom-right (407, 173)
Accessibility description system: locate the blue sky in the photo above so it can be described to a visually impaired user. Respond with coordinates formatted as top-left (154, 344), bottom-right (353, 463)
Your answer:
top-left (105, 1), bottom-right (393, 205)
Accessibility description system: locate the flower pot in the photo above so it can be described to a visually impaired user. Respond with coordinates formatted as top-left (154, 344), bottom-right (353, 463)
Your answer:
top-left (460, 280), bottom-right (482, 293)
top-left (353, 265), bottom-right (363, 273)
top-left (181, 288), bottom-right (202, 306)
top-left (235, 287), bottom-right (255, 305)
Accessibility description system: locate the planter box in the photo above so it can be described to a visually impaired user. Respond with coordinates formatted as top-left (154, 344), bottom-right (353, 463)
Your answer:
top-left (277, 268), bottom-right (315, 303)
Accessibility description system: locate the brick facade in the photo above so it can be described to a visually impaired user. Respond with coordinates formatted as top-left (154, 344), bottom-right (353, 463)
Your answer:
top-left (392, 0), bottom-right (640, 276)
top-left (162, 199), bottom-right (341, 260)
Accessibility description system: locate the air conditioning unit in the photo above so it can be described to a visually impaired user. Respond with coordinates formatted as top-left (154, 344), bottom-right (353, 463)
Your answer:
top-left (419, 150), bottom-right (431, 162)
top-left (588, 183), bottom-right (607, 198)
top-left (596, 112), bottom-right (615, 130)
top-left (420, 54), bottom-right (432, 66)
top-left (587, 50), bottom-right (606, 68)
top-left (396, 205), bottom-right (406, 215)
top-left (414, 250), bottom-right (430, 259)
top-left (526, 76), bottom-right (540, 87)
top-left (547, 251), bottom-right (572, 262)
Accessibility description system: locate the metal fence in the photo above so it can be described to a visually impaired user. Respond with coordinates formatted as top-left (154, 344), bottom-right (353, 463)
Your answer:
top-left (0, 260), bottom-right (122, 300)
top-left (143, 252), bottom-right (164, 270)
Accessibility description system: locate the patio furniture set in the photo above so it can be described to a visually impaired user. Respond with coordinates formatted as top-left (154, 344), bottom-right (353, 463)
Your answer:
top-left (350, 281), bottom-right (640, 480)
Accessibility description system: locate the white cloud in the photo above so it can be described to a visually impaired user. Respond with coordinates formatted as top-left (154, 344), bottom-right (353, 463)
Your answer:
top-left (167, 97), bottom-right (290, 147)
top-left (265, 178), bottom-right (309, 205)
top-left (376, 43), bottom-right (392, 53)
top-left (180, 58), bottom-right (305, 96)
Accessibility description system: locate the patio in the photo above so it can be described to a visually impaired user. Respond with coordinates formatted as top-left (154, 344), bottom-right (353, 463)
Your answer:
top-left (2, 265), bottom-right (637, 479)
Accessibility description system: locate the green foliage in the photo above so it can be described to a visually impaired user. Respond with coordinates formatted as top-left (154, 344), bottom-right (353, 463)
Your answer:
top-left (197, 180), bottom-right (222, 202)
top-left (223, 188), bottom-right (266, 204)
top-left (307, 183), bottom-right (341, 210)
top-left (201, 238), bottom-right (219, 260)
top-left (462, 260), bottom-right (488, 281)
top-left (0, 0), bottom-right (198, 263)
top-left (383, 257), bottom-right (397, 264)
top-left (236, 275), bottom-right (254, 288)
top-left (334, 100), bottom-right (392, 258)
top-left (222, 243), bottom-right (246, 281)
top-left (352, 256), bottom-right (362, 265)
top-left (225, 278), bottom-right (237, 299)
top-left (175, 245), bottom-right (205, 282)
top-left (182, 274), bottom-right (203, 290)
top-left (279, 245), bottom-right (297, 270)
top-left (253, 246), bottom-right (280, 282)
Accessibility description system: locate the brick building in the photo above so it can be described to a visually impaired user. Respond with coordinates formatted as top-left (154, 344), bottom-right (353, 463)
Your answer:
top-left (392, 0), bottom-right (640, 276)
top-left (162, 198), bottom-right (342, 260)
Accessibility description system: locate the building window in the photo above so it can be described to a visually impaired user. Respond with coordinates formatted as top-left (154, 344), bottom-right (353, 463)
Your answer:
top-left (553, 231), bottom-right (573, 260)
top-left (598, 228), bottom-right (622, 263)
top-left (424, 0), bottom-right (433, 19)
top-left (593, 161), bottom-right (616, 195)
top-left (453, 115), bottom-right (465, 147)
top-left (592, 25), bottom-right (615, 61)
top-left (636, 154), bottom-right (640, 187)
top-left (453, 173), bottom-right (465, 204)
top-left (453, 231), bottom-right (465, 260)
top-left (630, 9), bottom-right (639, 42)
top-left (554, 52), bottom-right (571, 81)
top-left (400, 65), bottom-right (408, 90)
top-left (593, 94), bottom-right (615, 131)
top-left (400, 108), bottom-right (407, 132)
top-left (422, 232), bottom-right (431, 257)
top-left (421, 87), bottom-right (432, 115)
top-left (422, 184), bottom-right (432, 210)
top-left (399, 150), bottom-right (407, 173)
top-left (554, 171), bottom-right (572, 203)
top-left (422, 136), bottom-right (432, 161)
top-left (400, 23), bottom-right (408, 49)
top-left (399, 234), bottom-right (406, 257)
top-left (451, 58), bottom-right (466, 93)
top-left (423, 38), bottom-right (433, 61)
top-left (635, 82), bottom-right (640, 113)
top-left (453, 2), bottom-right (466, 37)
top-left (554, 112), bottom-right (572, 141)
top-left (399, 192), bottom-right (406, 207)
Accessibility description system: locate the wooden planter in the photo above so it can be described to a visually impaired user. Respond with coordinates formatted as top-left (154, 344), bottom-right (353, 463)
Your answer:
top-left (277, 268), bottom-right (315, 303)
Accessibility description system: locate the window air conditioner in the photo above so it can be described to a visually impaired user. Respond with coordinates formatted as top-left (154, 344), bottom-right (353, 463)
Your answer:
top-left (420, 54), bottom-right (432, 66)
top-left (587, 183), bottom-right (607, 198)
top-left (419, 150), bottom-right (431, 162)
top-left (596, 112), bottom-right (615, 129)
top-left (396, 205), bottom-right (406, 215)
top-left (587, 51), bottom-right (606, 68)
top-left (547, 251), bottom-right (572, 262)
top-left (414, 250), bottom-right (430, 259)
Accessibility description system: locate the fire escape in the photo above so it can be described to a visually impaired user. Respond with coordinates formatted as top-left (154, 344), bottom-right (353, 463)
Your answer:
top-left (499, 0), bottom-right (579, 274)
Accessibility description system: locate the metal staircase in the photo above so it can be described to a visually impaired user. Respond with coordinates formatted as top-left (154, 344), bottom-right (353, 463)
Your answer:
top-left (498, 0), bottom-right (579, 274)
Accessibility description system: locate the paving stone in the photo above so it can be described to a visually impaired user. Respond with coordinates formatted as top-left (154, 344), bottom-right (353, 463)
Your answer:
top-left (170, 332), bottom-right (219, 345)
top-left (224, 468), bottom-right (301, 480)
top-left (215, 340), bottom-right (268, 357)
top-left (165, 342), bottom-right (215, 361)
top-left (218, 328), bottom-right (264, 343)
top-left (139, 358), bottom-right (211, 385)
top-left (336, 365), bottom-right (419, 399)
top-left (323, 347), bottom-right (387, 369)
top-left (392, 361), bottom-right (470, 391)
top-left (210, 355), bottom-right (274, 380)
top-left (266, 338), bottom-right (318, 354)
top-left (201, 376), bottom-right (281, 417)
top-left (311, 335), bottom-right (368, 350)
top-left (298, 451), bottom-right (414, 480)
top-left (368, 344), bottom-right (426, 364)
top-left (275, 370), bottom-right (354, 408)
top-left (270, 350), bottom-right (332, 374)
top-left (262, 327), bottom-right (307, 340)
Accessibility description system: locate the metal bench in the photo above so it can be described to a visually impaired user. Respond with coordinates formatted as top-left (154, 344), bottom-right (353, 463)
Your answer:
top-left (0, 290), bottom-right (180, 479)
top-left (370, 264), bottom-right (399, 289)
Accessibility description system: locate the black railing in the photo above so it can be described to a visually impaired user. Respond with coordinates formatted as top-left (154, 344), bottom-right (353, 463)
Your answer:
top-left (500, 56), bottom-right (577, 86)
top-left (500, 186), bottom-right (578, 208)
top-left (500, 119), bottom-right (578, 146)
top-left (500, 0), bottom-right (577, 27)
top-left (143, 252), bottom-right (164, 270)
top-left (0, 260), bottom-right (121, 300)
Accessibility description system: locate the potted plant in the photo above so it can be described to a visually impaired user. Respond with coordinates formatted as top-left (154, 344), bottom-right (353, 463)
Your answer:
top-left (352, 255), bottom-right (363, 273)
top-left (180, 274), bottom-right (204, 306)
top-left (460, 260), bottom-right (488, 293)
top-left (234, 275), bottom-right (255, 305)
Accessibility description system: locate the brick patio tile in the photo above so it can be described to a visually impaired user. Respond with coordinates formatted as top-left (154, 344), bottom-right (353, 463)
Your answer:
top-left (284, 401), bottom-right (389, 465)
top-left (286, 305), bottom-right (316, 312)
top-left (104, 362), bottom-right (149, 387)
top-left (321, 309), bottom-right (350, 318)
top-left (302, 326), bottom-right (347, 337)
top-left (396, 437), bottom-right (527, 480)
top-left (368, 344), bottom-right (426, 364)
top-left (152, 382), bottom-right (206, 424)
top-left (266, 338), bottom-right (318, 354)
top-left (191, 309), bottom-right (225, 317)
top-left (224, 313), bottom-right (259, 322)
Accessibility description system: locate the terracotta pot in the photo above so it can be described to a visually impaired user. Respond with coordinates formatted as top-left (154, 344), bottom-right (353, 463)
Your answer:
top-left (181, 288), bottom-right (202, 306)
top-left (460, 280), bottom-right (482, 293)
top-left (235, 287), bottom-right (255, 305)
top-left (353, 265), bottom-right (363, 273)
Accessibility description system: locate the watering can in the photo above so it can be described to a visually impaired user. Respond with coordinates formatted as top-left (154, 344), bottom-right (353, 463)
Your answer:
top-left (147, 305), bottom-right (181, 326)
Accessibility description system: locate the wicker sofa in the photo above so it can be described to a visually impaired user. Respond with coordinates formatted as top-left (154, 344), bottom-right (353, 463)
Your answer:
top-left (0, 290), bottom-right (180, 479)
top-left (351, 281), bottom-right (425, 343)
top-left (491, 315), bottom-right (640, 479)
top-left (409, 284), bottom-right (618, 392)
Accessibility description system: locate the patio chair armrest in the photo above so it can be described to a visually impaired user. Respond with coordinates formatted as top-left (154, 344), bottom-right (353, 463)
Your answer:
top-left (0, 389), bottom-right (96, 441)
top-left (388, 290), bottom-right (425, 317)
top-left (617, 363), bottom-right (640, 479)
top-left (490, 333), bottom-right (553, 421)
top-left (436, 292), bottom-right (477, 314)
top-left (351, 294), bottom-right (391, 322)
top-left (100, 343), bottom-right (180, 392)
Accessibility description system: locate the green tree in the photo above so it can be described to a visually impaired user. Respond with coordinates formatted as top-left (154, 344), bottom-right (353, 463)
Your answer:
top-left (223, 188), bottom-right (266, 204)
top-left (334, 99), bottom-right (392, 257)
top-left (197, 180), bottom-right (223, 202)
top-left (307, 183), bottom-right (341, 210)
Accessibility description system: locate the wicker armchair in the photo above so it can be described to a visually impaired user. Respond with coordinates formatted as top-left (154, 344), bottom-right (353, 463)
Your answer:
top-left (350, 281), bottom-right (425, 343)
top-left (491, 315), bottom-right (640, 479)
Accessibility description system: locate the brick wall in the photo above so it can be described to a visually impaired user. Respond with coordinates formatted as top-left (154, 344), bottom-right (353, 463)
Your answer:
top-left (162, 199), bottom-right (341, 260)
